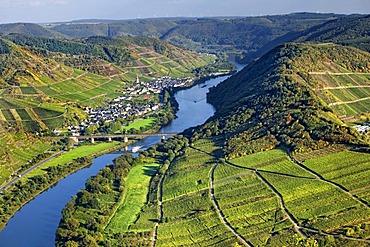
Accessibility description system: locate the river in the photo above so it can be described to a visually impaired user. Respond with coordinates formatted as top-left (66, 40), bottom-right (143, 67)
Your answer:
top-left (0, 63), bottom-right (244, 247)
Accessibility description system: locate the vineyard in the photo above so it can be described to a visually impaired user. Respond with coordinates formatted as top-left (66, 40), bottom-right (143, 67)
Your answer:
top-left (69, 137), bottom-right (369, 246)
top-left (0, 127), bottom-right (51, 186)
top-left (311, 73), bottom-right (370, 121)
top-left (0, 35), bottom-right (214, 134)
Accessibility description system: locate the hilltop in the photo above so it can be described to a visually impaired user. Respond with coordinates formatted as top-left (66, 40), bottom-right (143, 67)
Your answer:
top-left (240, 14), bottom-right (370, 63)
top-left (199, 43), bottom-right (370, 157)
top-left (0, 23), bottom-right (63, 38)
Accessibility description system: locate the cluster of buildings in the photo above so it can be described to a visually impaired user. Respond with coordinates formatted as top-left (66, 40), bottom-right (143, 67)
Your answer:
top-left (86, 102), bottom-right (160, 126)
top-left (126, 76), bottom-right (193, 95)
top-left (64, 76), bottom-right (192, 136)
top-left (354, 122), bottom-right (370, 134)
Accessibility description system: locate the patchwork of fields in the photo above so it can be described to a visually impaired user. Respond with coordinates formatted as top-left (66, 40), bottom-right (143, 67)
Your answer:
top-left (116, 138), bottom-right (370, 246)
top-left (0, 42), bottom-right (212, 133)
top-left (311, 73), bottom-right (370, 120)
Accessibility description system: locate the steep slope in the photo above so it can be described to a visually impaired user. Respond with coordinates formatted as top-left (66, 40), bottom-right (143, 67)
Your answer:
top-left (296, 15), bottom-right (370, 52)
top-left (4, 34), bottom-right (209, 78)
top-left (0, 35), bottom-right (213, 132)
top-left (244, 14), bottom-right (370, 63)
top-left (195, 43), bottom-right (369, 158)
top-left (161, 13), bottom-right (339, 55)
top-left (0, 35), bottom-right (214, 186)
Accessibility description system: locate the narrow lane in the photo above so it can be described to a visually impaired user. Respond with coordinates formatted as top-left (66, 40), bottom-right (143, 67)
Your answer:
top-left (0, 151), bottom-right (65, 193)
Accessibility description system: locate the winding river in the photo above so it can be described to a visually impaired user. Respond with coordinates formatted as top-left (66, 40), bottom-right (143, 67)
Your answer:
top-left (0, 63), bottom-right (244, 247)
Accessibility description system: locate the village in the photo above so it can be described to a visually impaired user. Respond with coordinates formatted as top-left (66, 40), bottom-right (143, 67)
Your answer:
top-left (66, 76), bottom-right (193, 136)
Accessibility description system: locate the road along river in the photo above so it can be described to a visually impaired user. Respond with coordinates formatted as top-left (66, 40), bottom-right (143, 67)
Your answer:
top-left (0, 63), bottom-right (244, 247)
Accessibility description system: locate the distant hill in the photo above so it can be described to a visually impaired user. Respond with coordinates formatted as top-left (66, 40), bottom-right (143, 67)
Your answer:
top-left (296, 14), bottom-right (370, 52)
top-left (45, 13), bottom-right (342, 57)
top-left (48, 23), bottom-right (109, 38)
top-left (0, 34), bottom-right (212, 132)
top-left (160, 13), bottom-right (341, 55)
top-left (240, 14), bottom-right (370, 63)
top-left (3, 34), bottom-right (209, 80)
top-left (0, 13), bottom-right (352, 62)
top-left (195, 43), bottom-right (370, 158)
top-left (0, 23), bottom-right (63, 38)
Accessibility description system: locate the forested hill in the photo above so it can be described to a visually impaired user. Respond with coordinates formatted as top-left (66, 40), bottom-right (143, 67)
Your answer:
top-left (0, 23), bottom-right (63, 38)
top-left (0, 34), bottom-right (208, 84)
top-left (0, 13), bottom-right (343, 58)
top-left (241, 14), bottom-right (370, 63)
top-left (296, 14), bottom-right (370, 52)
top-left (195, 43), bottom-right (370, 158)
top-left (158, 13), bottom-right (339, 55)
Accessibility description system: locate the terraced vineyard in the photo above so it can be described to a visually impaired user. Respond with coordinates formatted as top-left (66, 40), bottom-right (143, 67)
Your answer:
top-left (103, 138), bottom-right (370, 246)
top-left (148, 139), bottom-right (370, 246)
top-left (0, 36), bottom-right (215, 135)
top-left (155, 140), bottom-right (243, 246)
top-left (0, 125), bottom-right (52, 186)
top-left (0, 35), bottom-right (216, 195)
top-left (311, 73), bottom-right (370, 121)
top-left (55, 133), bottom-right (370, 246)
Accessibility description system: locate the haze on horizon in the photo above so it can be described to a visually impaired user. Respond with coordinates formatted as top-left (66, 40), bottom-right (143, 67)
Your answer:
top-left (0, 0), bottom-right (369, 24)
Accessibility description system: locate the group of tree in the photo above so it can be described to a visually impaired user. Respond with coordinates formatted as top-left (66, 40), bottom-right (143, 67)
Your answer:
top-left (192, 43), bottom-right (369, 158)
top-left (0, 157), bottom-right (91, 230)
top-left (55, 135), bottom-right (189, 246)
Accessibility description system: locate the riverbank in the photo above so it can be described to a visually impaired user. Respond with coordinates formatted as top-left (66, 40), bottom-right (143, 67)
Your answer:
top-left (0, 141), bottom-right (127, 231)
top-left (0, 65), bottom-right (244, 246)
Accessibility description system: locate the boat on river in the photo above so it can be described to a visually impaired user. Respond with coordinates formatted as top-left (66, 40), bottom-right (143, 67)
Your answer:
top-left (131, 145), bottom-right (143, 153)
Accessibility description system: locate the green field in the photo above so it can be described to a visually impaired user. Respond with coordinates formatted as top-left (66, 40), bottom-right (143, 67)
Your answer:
top-left (156, 142), bottom-right (242, 246)
top-left (213, 164), bottom-right (297, 246)
top-left (156, 139), bottom-right (370, 245)
top-left (55, 135), bottom-right (370, 246)
top-left (122, 118), bottom-right (157, 131)
top-left (303, 150), bottom-right (370, 204)
top-left (25, 142), bottom-right (120, 177)
top-left (106, 162), bottom-right (160, 232)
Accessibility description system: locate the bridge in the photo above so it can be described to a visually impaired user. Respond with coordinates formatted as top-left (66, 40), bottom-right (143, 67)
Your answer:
top-left (68, 132), bottom-right (179, 144)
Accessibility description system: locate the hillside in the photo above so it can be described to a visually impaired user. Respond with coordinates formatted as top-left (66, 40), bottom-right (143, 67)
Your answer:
top-left (199, 43), bottom-right (369, 158)
top-left (42, 13), bottom-right (341, 57)
top-left (0, 14), bottom-right (350, 63)
top-left (0, 35), bottom-right (214, 186)
top-left (51, 19), bottom-right (179, 38)
top-left (160, 13), bottom-right (340, 55)
top-left (52, 19), bottom-right (370, 247)
top-left (0, 23), bottom-right (62, 38)
top-left (296, 15), bottom-right (370, 52)
top-left (242, 14), bottom-right (370, 64)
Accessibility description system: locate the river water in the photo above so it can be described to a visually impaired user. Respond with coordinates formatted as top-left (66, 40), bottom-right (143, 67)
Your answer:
top-left (0, 63), bottom-right (243, 247)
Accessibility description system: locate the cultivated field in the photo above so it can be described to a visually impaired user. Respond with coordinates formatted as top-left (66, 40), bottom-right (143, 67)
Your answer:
top-left (311, 73), bottom-right (370, 120)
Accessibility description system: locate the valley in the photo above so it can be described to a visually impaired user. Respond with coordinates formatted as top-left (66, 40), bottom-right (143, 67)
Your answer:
top-left (0, 10), bottom-right (370, 247)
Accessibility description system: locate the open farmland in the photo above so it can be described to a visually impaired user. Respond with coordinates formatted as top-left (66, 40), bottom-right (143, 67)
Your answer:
top-left (105, 162), bottom-right (160, 232)
top-left (229, 147), bottom-right (370, 244)
top-left (302, 150), bottom-right (370, 205)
